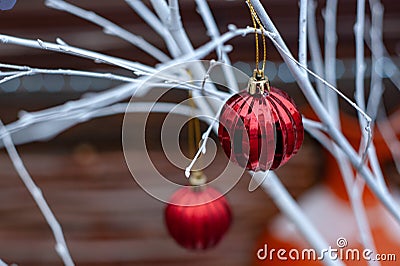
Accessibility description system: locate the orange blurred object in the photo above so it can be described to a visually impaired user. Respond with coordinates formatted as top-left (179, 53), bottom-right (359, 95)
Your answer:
top-left (253, 109), bottom-right (400, 265)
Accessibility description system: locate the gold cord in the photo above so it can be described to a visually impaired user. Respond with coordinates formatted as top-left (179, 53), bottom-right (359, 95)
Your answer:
top-left (246, 0), bottom-right (267, 78)
top-left (188, 91), bottom-right (201, 159)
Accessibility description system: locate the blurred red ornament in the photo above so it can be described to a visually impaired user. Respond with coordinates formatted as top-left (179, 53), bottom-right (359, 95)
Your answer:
top-left (218, 78), bottom-right (303, 171)
top-left (165, 186), bottom-right (232, 250)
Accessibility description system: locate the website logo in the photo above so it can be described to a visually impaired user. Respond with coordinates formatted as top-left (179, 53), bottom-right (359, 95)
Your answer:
top-left (257, 237), bottom-right (397, 262)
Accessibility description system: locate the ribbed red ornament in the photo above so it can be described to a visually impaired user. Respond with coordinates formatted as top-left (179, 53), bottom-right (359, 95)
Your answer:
top-left (165, 186), bottom-right (231, 250)
top-left (218, 87), bottom-right (303, 171)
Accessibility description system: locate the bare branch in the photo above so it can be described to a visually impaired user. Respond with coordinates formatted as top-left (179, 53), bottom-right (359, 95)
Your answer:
top-left (124, 0), bottom-right (181, 58)
top-left (298, 0), bottom-right (308, 66)
top-left (0, 121), bottom-right (74, 266)
top-left (0, 34), bottom-right (155, 73)
top-left (45, 0), bottom-right (170, 62)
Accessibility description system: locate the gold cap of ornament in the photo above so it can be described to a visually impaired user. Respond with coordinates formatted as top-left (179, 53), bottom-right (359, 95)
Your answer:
top-left (248, 69), bottom-right (270, 95)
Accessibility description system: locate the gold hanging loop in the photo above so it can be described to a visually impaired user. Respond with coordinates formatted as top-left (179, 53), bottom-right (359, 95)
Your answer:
top-left (246, 1), bottom-right (270, 93)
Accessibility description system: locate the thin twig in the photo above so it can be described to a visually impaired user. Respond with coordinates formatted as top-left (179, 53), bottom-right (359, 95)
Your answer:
top-left (184, 102), bottom-right (223, 178)
top-left (167, 0), bottom-right (221, 117)
top-left (298, 0), bottom-right (308, 66)
top-left (0, 63), bottom-right (139, 84)
top-left (354, 0), bottom-right (367, 113)
top-left (0, 71), bottom-right (31, 85)
top-left (364, 18), bottom-right (400, 93)
top-left (195, 0), bottom-right (239, 92)
top-left (0, 120), bottom-right (74, 266)
top-left (263, 29), bottom-right (371, 125)
top-left (324, 0), bottom-right (340, 126)
top-left (45, 0), bottom-right (170, 62)
top-left (324, 0), bottom-right (378, 261)
top-left (149, 0), bottom-right (170, 25)
top-left (307, 0), bottom-right (326, 100)
top-left (124, 0), bottom-right (181, 58)
top-left (353, 4), bottom-right (387, 241)
top-left (354, 0), bottom-right (373, 169)
top-left (366, 0), bottom-right (384, 123)
top-left (363, 0), bottom-right (389, 193)
top-left (0, 34), bottom-right (155, 73)
top-left (377, 108), bottom-right (400, 174)
top-left (0, 79), bottom-right (228, 146)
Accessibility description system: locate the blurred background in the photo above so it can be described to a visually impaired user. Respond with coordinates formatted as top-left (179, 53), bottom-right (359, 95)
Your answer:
top-left (0, 0), bottom-right (399, 265)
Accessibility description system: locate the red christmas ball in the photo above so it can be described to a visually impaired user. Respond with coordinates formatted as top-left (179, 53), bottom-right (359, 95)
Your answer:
top-left (218, 86), bottom-right (303, 171)
top-left (165, 186), bottom-right (232, 250)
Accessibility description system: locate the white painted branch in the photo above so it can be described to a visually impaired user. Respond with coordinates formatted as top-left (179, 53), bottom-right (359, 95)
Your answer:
top-left (263, 30), bottom-right (371, 125)
top-left (354, 0), bottom-right (387, 197)
top-left (324, 0), bottom-right (339, 126)
top-left (0, 34), bottom-right (155, 73)
top-left (367, 0), bottom-right (384, 122)
top-left (349, 175), bottom-right (379, 266)
top-left (45, 0), bottom-right (170, 62)
top-left (0, 259), bottom-right (7, 266)
top-left (325, 1), bottom-right (375, 255)
top-left (195, 0), bottom-right (239, 92)
top-left (184, 117), bottom-right (218, 178)
top-left (353, 0), bottom-right (372, 170)
top-left (0, 63), bottom-right (139, 84)
top-left (168, 0), bottom-right (194, 55)
top-left (92, 102), bottom-right (203, 120)
top-left (0, 36), bottom-right (241, 146)
top-left (305, 125), bottom-right (335, 152)
top-left (0, 121), bottom-right (74, 266)
top-left (0, 71), bottom-right (19, 76)
top-left (249, 0), bottom-right (400, 223)
top-left (377, 109), bottom-right (400, 174)
top-left (150, 0), bottom-right (170, 25)
top-left (167, 0), bottom-right (221, 121)
top-left (163, 27), bottom-right (253, 66)
top-left (124, 0), bottom-right (181, 58)
top-left (307, 0), bottom-right (325, 100)
top-left (325, 0), bottom-right (377, 260)
top-left (364, 19), bottom-right (400, 92)
top-left (185, 101), bottom-right (225, 178)
top-left (298, 0), bottom-right (308, 66)
top-left (0, 80), bottom-right (228, 147)
top-left (303, 117), bottom-right (327, 131)
top-left (0, 71), bottom-right (30, 85)
top-left (354, 0), bottom-right (367, 113)
top-left (364, 0), bottom-right (388, 193)
top-left (354, 1), bottom-right (376, 188)
top-left (337, 152), bottom-right (378, 266)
